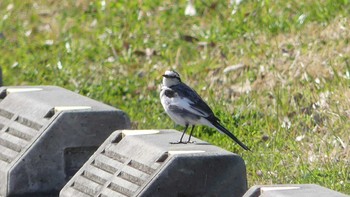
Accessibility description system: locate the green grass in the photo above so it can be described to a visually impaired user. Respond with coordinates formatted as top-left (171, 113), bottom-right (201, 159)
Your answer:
top-left (1, 0), bottom-right (349, 194)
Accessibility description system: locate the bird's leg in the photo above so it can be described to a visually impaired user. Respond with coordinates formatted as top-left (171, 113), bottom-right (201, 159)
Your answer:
top-left (170, 124), bottom-right (188, 144)
top-left (178, 124), bottom-right (188, 143)
top-left (186, 125), bottom-right (195, 143)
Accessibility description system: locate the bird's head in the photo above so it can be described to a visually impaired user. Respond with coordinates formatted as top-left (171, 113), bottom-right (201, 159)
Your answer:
top-left (162, 70), bottom-right (181, 87)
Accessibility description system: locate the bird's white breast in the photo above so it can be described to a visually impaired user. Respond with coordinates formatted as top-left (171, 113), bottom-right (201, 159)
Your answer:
top-left (160, 87), bottom-right (187, 126)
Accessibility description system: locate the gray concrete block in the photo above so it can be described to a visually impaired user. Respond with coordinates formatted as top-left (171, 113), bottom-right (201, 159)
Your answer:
top-left (243, 184), bottom-right (349, 197)
top-left (60, 129), bottom-right (247, 197)
top-left (0, 86), bottom-right (130, 196)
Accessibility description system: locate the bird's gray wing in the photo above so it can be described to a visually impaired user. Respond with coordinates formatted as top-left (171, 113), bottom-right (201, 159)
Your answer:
top-left (171, 83), bottom-right (216, 119)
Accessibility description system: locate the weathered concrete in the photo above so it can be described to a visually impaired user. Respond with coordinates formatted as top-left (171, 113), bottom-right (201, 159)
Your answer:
top-left (60, 129), bottom-right (247, 197)
top-left (243, 184), bottom-right (349, 197)
top-left (0, 86), bottom-right (130, 196)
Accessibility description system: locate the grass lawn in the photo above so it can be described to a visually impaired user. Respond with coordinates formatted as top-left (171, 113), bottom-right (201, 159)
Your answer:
top-left (1, 0), bottom-right (349, 194)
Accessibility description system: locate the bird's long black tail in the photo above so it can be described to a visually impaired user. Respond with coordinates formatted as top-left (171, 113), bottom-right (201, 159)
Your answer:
top-left (212, 121), bottom-right (251, 151)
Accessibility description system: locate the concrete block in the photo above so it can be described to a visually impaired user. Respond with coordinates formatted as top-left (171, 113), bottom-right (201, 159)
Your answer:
top-left (60, 129), bottom-right (247, 197)
top-left (243, 184), bottom-right (349, 197)
top-left (0, 86), bottom-right (130, 196)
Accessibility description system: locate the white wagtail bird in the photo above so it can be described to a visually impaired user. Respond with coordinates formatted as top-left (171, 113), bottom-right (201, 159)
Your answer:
top-left (160, 70), bottom-right (250, 151)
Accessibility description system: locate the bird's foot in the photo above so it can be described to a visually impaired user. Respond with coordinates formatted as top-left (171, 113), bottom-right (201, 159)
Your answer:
top-left (169, 140), bottom-right (196, 144)
top-left (170, 141), bottom-right (188, 144)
